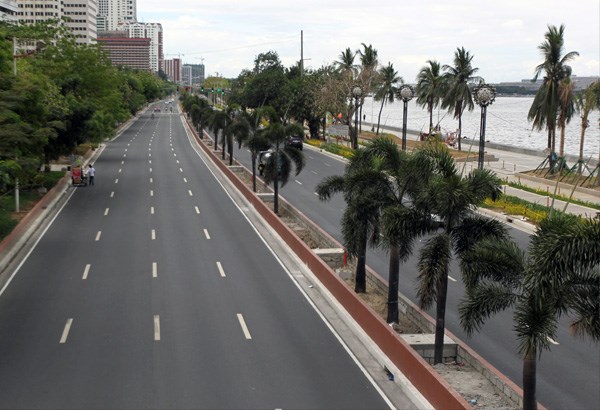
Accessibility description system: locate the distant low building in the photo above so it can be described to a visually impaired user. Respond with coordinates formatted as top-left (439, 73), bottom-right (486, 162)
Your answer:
top-left (164, 58), bottom-right (181, 83)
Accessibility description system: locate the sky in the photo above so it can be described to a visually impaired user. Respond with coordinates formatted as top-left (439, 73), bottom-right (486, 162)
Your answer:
top-left (137, 0), bottom-right (600, 83)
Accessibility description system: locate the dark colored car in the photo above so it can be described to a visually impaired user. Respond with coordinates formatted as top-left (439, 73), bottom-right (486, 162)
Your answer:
top-left (286, 135), bottom-right (303, 150)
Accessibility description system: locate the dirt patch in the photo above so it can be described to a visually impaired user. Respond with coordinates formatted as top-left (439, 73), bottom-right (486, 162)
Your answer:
top-left (522, 169), bottom-right (600, 190)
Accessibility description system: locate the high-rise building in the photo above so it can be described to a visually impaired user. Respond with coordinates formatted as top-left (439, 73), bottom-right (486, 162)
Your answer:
top-left (97, 32), bottom-right (150, 70)
top-left (164, 58), bottom-right (181, 83)
top-left (119, 22), bottom-right (162, 73)
top-left (97, 0), bottom-right (135, 31)
top-left (182, 65), bottom-right (192, 86)
top-left (0, 0), bottom-right (18, 22)
top-left (16, 0), bottom-right (97, 45)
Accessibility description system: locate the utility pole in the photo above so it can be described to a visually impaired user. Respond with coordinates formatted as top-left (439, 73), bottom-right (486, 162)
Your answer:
top-left (300, 30), bottom-right (304, 77)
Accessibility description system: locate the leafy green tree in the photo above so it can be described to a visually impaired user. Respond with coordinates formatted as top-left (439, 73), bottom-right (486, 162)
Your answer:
top-left (373, 63), bottom-right (401, 135)
top-left (460, 214), bottom-right (600, 410)
top-left (261, 121), bottom-right (305, 215)
top-left (417, 143), bottom-right (506, 364)
top-left (416, 60), bottom-right (445, 136)
top-left (316, 149), bottom-right (383, 293)
top-left (442, 48), bottom-right (481, 150)
top-left (528, 24), bottom-right (579, 157)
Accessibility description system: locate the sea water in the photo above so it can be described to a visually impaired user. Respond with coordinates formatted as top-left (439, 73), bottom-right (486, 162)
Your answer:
top-left (363, 96), bottom-right (599, 159)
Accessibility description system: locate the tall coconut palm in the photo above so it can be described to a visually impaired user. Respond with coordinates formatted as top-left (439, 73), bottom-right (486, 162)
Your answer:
top-left (574, 81), bottom-right (600, 171)
top-left (261, 121), bottom-right (305, 215)
top-left (528, 24), bottom-right (579, 161)
top-left (442, 48), bottom-right (482, 150)
top-left (362, 138), bottom-right (436, 322)
top-left (460, 214), bottom-right (600, 410)
top-left (335, 47), bottom-right (358, 81)
top-left (373, 63), bottom-right (402, 135)
top-left (358, 43), bottom-right (379, 131)
top-left (316, 149), bottom-right (384, 293)
top-left (557, 77), bottom-right (576, 161)
top-left (236, 107), bottom-right (274, 192)
top-left (416, 60), bottom-right (445, 136)
top-left (417, 143), bottom-right (507, 364)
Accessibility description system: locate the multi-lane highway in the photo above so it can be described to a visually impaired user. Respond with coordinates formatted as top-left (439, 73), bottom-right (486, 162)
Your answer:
top-left (0, 106), bottom-right (394, 409)
top-left (229, 134), bottom-right (600, 410)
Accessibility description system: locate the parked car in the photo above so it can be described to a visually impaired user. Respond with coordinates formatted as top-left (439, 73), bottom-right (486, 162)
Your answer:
top-left (154, 107), bottom-right (161, 112)
top-left (257, 150), bottom-right (272, 176)
top-left (286, 135), bottom-right (303, 150)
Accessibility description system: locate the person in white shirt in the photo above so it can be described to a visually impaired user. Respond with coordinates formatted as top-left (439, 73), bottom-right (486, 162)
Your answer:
top-left (88, 164), bottom-right (95, 186)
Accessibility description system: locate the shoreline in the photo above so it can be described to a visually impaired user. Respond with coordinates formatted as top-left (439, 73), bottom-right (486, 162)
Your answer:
top-left (362, 121), bottom-right (599, 168)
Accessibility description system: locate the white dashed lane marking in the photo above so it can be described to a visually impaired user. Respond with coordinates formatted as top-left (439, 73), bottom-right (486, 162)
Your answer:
top-left (203, 229), bottom-right (210, 240)
top-left (82, 264), bottom-right (91, 280)
top-left (59, 319), bottom-right (73, 344)
top-left (216, 262), bottom-right (226, 277)
top-left (237, 314), bottom-right (252, 340)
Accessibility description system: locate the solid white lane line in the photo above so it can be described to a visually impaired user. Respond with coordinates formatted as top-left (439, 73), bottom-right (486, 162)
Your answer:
top-left (448, 276), bottom-right (457, 282)
top-left (188, 190), bottom-right (193, 196)
top-left (82, 264), bottom-right (91, 280)
top-left (110, 191), bottom-right (114, 198)
top-left (150, 206), bottom-right (155, 214)
top-left (195, 206), bottom-right (200, 214)
top-left (295, 180), bottom-right (302, 185)
top-left (151, 229), bottom-right (156, 240)
top-left (152, 262), bottom-right (158, 278)
top-left (547, 336), bottom-right (560, 345)
top-left (115, 178), bottom-right (119, 184)
top-left (104, 208), bottom-right (109, 216)
top-left (95, 231), bottom-right (102, 241)
top-left (216, 261), bottom-right (226, 277)
top-left (60, 318), bottom-right (73, 344)
top-left (237, 314), bottom-right (252, 340)
top-left (183, 177), bottom-right (188, 183)
top-left (203, 229), bottom-right (210, 239)
top-left (154, 315), bottom-right (161, 341)
top-left (150, 190), bottom-right (154, 197)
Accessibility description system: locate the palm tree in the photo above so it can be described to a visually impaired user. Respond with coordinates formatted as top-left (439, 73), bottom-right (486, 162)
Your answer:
top-left (236, 108), bottom-right (274, 192)
top-left (373, 63), bottom-right (401, 135)
top-left (209, 107), bottom-right (237, 160)
top-left (358, 43), bottom-right (379, 131)
top-left (442, 48), bottom-right (482, 150)
top-left (416, 60), bottom-right (445, 136)
top-left (528, 24), bottom-right (579, 162)
top-left (557, 77), bottom-right (576, 161)
top-left (362, 138), bottom-right (436, 322)
top-left (460, 214), bottom-right (600, 410)
top-left (417, 143), bottom-right (507, 364)
top-left (261, 121), bottom-right (305, 215)
top-left (335, 47), bottom-right (358, 81)
top-left (574, 81), bottom-right (600, 171)
top-left (316, 149), bottom-right (384, 293)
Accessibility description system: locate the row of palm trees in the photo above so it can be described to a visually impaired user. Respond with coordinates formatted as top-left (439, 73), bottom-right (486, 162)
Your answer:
top-left (182, 94), bottom-right (305, 214)
top-left (333, 25), bottom-right (599, 168)
top-left (316, 136), bottom-right (599, 409)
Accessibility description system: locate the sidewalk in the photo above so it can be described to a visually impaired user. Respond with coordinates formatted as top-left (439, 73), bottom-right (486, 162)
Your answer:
top-left (365, 124), bottom-right (600, 217)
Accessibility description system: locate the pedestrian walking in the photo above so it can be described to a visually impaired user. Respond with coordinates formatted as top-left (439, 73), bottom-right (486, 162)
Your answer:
top-left (88, 164), bottom-right (95, 186)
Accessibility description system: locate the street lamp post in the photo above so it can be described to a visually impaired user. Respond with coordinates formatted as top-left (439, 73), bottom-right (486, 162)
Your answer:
top-left (399, 84), bottom-right (415, 152)
top-left (473, 84), bottom-right (497, 170)
top-left (352, 86), bottom-right (362, 149)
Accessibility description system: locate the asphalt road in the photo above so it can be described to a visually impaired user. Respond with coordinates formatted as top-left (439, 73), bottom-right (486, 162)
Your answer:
top-left (229, 138), bottom-right (600, 410)
top-left (0, 107), bottom-right (392, 409)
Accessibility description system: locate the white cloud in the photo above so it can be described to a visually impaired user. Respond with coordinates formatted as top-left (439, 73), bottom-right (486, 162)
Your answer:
top-left (136, 0), bottom-right (600, 82)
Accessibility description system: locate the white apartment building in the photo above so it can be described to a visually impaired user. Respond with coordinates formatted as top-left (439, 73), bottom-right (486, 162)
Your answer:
top-left (16, 0), bottom-right (97, 45)
top-left (0, 0), bottom-right (18, 22)
top-left (97, 0), bottom-right (135, 31)
top-left (119, 21), bottom-right (163, 73)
